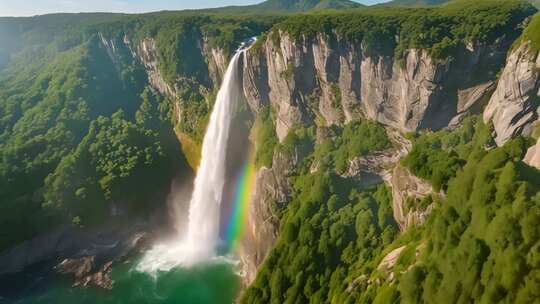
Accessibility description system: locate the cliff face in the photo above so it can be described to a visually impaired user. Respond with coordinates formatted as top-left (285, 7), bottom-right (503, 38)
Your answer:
top-left (239, 150), bottom-right (293, 284)
top-left (243, 32), bottom-right (506, 140)
top-left (388, 165), bottom-right (434, 230)
top-left (484, 43), bottom-right (540, 146)
top-left (98, 32), bottom-right (228, 120)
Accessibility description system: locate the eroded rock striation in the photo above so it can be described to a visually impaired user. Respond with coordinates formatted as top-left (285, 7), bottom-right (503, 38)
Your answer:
top-left (387, 165), bottom-right (435, 231)
top-left (484, 42), bottom-right (540, 146)
top-left (243, 33), bottom-right (507, 140)
top-left (239, 146), bottom-right (304, 285)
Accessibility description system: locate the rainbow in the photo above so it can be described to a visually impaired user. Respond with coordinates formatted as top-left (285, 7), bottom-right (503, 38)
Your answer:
top-left (224, 155), bottom-right (257, 253)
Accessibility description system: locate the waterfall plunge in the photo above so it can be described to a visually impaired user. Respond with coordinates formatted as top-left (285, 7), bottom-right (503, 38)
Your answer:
top-left (184, 48), bottom-right (245, 262)
top-left (137, 46), bottom-right (248, 273)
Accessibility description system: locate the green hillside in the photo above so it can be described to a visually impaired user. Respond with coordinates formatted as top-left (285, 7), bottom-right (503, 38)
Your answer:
top-left (255, 0), bottom-right (363, 11)
top-left (383, 0), bottom-right (449, 6)
top-left (382, 0), bottom-right (540, 9)
top-left (530, 0), bottom-right (540, 9)
top-left (0, 13), bottom-right (122, 68)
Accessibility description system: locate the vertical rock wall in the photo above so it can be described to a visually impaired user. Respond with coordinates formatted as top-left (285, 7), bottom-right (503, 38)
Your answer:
top-left (243, 33), bottom-right (507, 141)
top-left (484, 43), bottom-right (540, 146)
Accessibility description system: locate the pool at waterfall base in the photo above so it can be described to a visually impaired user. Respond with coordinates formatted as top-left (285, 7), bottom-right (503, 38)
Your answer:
top-left (2, 257), bottom-right (241, 304)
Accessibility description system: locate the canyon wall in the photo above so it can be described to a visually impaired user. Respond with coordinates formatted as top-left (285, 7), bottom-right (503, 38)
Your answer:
top-left (242, 32), bottom-right (507, 141)
top-left (238, 30), bottom-right (516, 283)
top-left (100, 33), bottom-right (229, 95)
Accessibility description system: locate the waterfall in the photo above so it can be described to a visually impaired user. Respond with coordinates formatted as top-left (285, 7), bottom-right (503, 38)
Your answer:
top-left (137, 44), bottom-right (249, 273)
top-left (183, 48), bottom-right (245, 262)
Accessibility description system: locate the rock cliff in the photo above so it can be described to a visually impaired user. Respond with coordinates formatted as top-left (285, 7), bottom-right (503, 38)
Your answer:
top-left (99, 33), bottom-right (229, 97)
top-left (239, 143), bottom-right (308, 285)
top-left (525, 136), bottom-right (540, 169)
top-left (484, 42), bottom-right (540, 145)
top-left (243, 32), bottom-right (507, 140)
top-left (387, 165), bottom-right (435, 231)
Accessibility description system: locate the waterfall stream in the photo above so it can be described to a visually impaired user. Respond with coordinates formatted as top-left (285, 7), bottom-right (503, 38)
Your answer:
top-left (137, 43), bottom-right (250, 273)
top-left (183, 48), bottom-right (245, 263)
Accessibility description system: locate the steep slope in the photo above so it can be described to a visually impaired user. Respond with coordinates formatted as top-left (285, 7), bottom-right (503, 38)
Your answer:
top-left (0, 13), bottom-right (123, 69)
top-left (1, 2), bottom-right (540, 303)
top-left (0, 30), bottom-right (186, 252)
top-left (0, 13), bottom-right (276, 253)
top-left (239, 0), bottom-right (537, 289)
top-left (255, 0), bottom-right (363, 11)
top-left (484, 13), bottom-right (540, 146)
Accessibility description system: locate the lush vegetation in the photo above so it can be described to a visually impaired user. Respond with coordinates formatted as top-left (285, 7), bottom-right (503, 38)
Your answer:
top-left (402, 116), bottom-right (493, 191)
top-left (254, 107), bottom-right (279, 168)
top-left (93, 13), bottom-right (280, 144)
top-left (242, 176), bottom-right (398, 304)
top-left (43, 89), bottom-right (182, 225)
top-left (0, 13), bottom-right (123, 69)
top-left (0, 7), bottom-right (283, 251)
top-left (313, 121), bottom-right (391, 174)
top-left (1, 5), bottom-right (540, 304)
top-left (0, 21), bottom-right (187, 250)
top-left (384, 0), bottom-right (540, 9)
top-left (394, 138), bottom-right (540, 303)
top-left (256, 0), bottom-right (362, 12)
top-left (268, 0), bottom-right (535, 60)
top-left (243, 115), bottom-right (540, 303)
top-left (520, 12), bottom-right (540, 53)
top-left (243, 118), bottom-right (396, 304)
top-left (383, 0), bottom-right (449, 6)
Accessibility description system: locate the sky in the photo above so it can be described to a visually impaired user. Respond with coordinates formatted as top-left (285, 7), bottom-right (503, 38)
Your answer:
top-left (0, 0), bottom-right (389, 17)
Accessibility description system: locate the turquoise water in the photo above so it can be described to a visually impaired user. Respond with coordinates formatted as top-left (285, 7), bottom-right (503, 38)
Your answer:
top-left (8, 260), bottom-right (240, 304)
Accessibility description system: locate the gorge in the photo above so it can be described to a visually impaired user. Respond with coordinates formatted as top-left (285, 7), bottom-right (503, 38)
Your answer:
top-left (1, 0), bottom-right (540, 303)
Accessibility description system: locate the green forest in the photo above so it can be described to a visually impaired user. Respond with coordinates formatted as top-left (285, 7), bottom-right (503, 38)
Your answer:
top-left (243, 114), bottom-right (540, 303)
top-left (0, 12), bottom-right (277, 250)
top-left (1, 0), bottom-right (540, 303)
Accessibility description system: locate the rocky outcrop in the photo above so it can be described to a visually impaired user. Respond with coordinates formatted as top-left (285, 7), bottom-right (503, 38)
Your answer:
top-left (341, 127), bottom-right (411, 188)
top-left (244, 32), bottom-right (509, 140)
top-left (56, 256), bottom-right (114, 289)
top-left (203, 39), bottom-right (228, 86)
top-left (484, 43), bottom-right (540, 145)
top-left (375, 243), bottom-right (425, 283)
top-left (0, 220), bottom-right (148, 276)
top-left (136, 38), bottom-right (178, 97)
top-left (525, 136), bottom-right (540, 169)
top-left (377, 246), bottom-right (405, 272)
top-left (376, 245), bottom-right (405, 282)
top-left (239, 146), bottom-right (303, 285)
top-left (388, 165), bottom-right (434, 230)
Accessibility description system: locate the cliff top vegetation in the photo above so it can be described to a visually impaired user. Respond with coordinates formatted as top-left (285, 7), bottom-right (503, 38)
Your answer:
top-left (521, 13), bottom-right (540, 52)
top-left (267, 0), bottom-right (536, 59)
